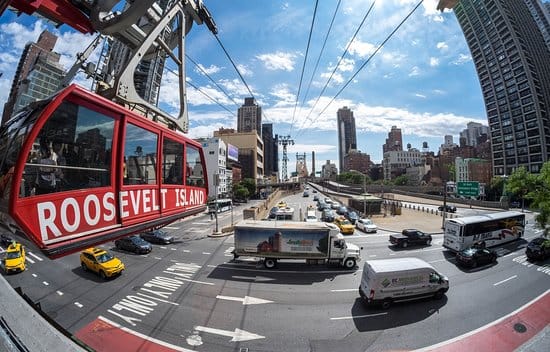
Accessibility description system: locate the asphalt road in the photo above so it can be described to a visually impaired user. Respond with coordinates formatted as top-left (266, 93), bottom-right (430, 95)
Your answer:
top-left (1, 192), bottom-right (549, 352)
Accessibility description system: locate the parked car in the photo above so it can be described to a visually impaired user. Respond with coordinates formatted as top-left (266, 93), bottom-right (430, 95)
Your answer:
top-left (345, 211), bottom-right (359, 225)
top-left (456, 246), bottom-right (497, 268)
top-left (3, 242), bottom-right (26, 274)
top-left (356, 218), bottom-right (377, 233)
top-left (115, 235), bottom-right (152, 254)
top-left (140, 229), bottom-right (175, 244)
top-left (389, 229), bottom-right (432, 248)
top-left (321, 209), bottom-right (336, 222)
top-left (438, 204), bottom-right (457, 213)
top-left (334, 216), bottom-right (355, 235)
top-left (80, 248), bottom-right (125, 279)
top-left (525, 237), bottom-right (550, 261)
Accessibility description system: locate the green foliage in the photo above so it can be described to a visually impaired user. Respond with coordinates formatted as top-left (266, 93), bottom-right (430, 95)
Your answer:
top-left (447, 164), bottom-right (456, 182)
top-left (240, 178), bottom-right (257, 197)
top-left (233, 185), bottom-right (249, 200)
top-left (393, 175), bottom-right (409, 186)
top-left (338, 171), bottom-right (371, 185)
top-left (507, 162), bottom-right (550, 234)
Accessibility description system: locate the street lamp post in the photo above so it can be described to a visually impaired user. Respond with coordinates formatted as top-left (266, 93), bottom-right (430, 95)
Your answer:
top-left (214, 173), bottom-right (219, 234)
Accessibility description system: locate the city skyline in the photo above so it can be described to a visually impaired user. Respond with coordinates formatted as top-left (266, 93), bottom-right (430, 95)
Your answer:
top-left (0, 1), bottom-right (548, 173)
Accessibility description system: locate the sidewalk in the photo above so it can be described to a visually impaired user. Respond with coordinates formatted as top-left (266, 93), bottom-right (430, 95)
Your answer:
top-left (371, 207), bottom-right (444, 234)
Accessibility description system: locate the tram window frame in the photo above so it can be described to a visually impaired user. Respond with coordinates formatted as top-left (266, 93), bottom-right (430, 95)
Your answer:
top-left (162, 137), bottom-right (184, 185)
top-left (185, 144), bottom-right (205, 188)
top-left (22, 100), bottom-right (116, 197)
top-left (123, 123), bottom-right (159, 185)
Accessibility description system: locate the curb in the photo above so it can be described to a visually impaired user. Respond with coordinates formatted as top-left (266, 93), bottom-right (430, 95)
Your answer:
top-left (207, 230), bottom-right (234, 238)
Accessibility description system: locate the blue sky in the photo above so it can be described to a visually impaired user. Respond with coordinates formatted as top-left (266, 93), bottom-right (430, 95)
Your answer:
top-left (1, 0), bottom-right (540, 174)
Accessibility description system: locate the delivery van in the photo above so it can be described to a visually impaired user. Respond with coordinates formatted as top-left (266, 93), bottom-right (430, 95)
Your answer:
top-left (359, 257), bottom-right (449, 309)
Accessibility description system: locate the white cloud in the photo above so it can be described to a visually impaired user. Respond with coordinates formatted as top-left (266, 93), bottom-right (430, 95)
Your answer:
top-left (452, 53), bottom-right (472, 65)
top-left (237, 64), bottom-right (253, 76)
top-left (320, 71), bottom-right (344, 84)
top-left (0, 21), bottom-right (46, 50)
top-left (408, 66), bottom-right (420, 76)
top-left (429, 57), bottom-right (440, 67)
top-left (436, 42), bottom-right (448, 51)
top-left (415, 93), bottom-right (426, 98)
top-left (348, 38), bottom-right (376, 58)
top-left (256, 51), bottom-right (296, 71)
top-left (270, 83), bottom-right (295, 107)
top-left (196, 64), bottom-right (221, 75)
top-left (336, 58), bottom-right (355, 72)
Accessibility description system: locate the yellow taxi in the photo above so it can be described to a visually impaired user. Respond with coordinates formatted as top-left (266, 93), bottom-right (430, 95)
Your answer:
top-left (277, 201), bottom-right (287, 208)
top-left (334, 216), bottom-right (355, 235)
top-left (3, 242), bottom-right (26, 274)
top-left (80, 248), bottom-right (125, 279)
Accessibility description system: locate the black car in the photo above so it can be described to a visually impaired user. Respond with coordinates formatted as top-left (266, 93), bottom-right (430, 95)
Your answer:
top-left (456, 247), bottom-right (497, 268)
top-left (115, 235), bottom-right (152, 254)
top-left (140, 230), bottom-right (175, 244)
top-left (526, 237), bottom-right (550, 261)
top-left (268, 206), bottom-right (279, 219)
top-left (438, 204), bottom-right (457, 213)
top-left (345, 211), bottom-right (359, 225)
top-left (0, 233), bottom-right (14, 247)
top-left (336, 206), bottom-right (348, 215)
top-left (321, 209), bottom-right (336, 222)
top-left (389, 229), bottom-right (432, 248)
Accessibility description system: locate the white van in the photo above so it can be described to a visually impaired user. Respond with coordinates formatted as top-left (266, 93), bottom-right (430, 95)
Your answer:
top-left (304, 208), bottom-right (317, 223)
top-left (359, 258), bottom-right (449, 309)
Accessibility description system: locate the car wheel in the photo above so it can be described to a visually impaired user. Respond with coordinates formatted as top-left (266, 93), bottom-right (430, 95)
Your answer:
top-left (264, 258), bottom-right (277, 269)
top-left (381, 299), bottom-right (392, 309)
top-left (401, 241), bottom-right (408, 248)
top-left (492, 255), bottom-right (497, 263)
top-left (343, 258), bottom-right (356, 269)
top-left (434, 289), bottom-right (445, 300)
top-left (81, 262), bottom-right (87, 272)
top-left (426, 239), bottom-right (432, 245)
top-left (99, 271), bottom-right (107, 280)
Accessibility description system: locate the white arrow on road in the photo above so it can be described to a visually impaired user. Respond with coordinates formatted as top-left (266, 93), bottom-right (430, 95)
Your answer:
top-left (194, 326), bottom-right (265, 342)
top-left (216, 295), bottom-right (273, 305)
top-left (231, 275), bottom-right (275, 282)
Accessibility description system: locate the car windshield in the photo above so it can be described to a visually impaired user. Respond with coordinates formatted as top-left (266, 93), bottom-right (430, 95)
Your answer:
top-left (461, 248), bottom-right (476, 256)
top-left (96, 252), bottom-right (115, 263)
top-left (131, 236), bottom-right (147, 244)
top-left (6, 251), bottom-right (21, 259)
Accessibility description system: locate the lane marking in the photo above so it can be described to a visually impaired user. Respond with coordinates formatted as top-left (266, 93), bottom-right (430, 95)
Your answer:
top-left (74, 302), bottom-right (83, 308)
top-left (32, 273), bottom-right (37, 278)
top-left (28, 252), bottom-right (44, 261)
top-left (26, 256), bottom-right (35, 264)
top-left (494, 275), bottom-right (518, 286)
top-left (42, 281), bottom-right (49, 286)
top-left (171, 248), bottom-right (177, 251)
top-left (202, 252), bottom-right (211, 255)
top-left (56, 291), bottom-right (63, 296)
top-left (98, 316), bottom-right (196, 352)
top-left (330, 312), bottom-right (388, 320)
top-left (183, 250), bottom-right (191, 253)
top-left (154, 257), bottom-right (162, 260)
top-left (163, 226), bottom-right (179, 230)
top-left (330, 289), bottom-right (357, 292)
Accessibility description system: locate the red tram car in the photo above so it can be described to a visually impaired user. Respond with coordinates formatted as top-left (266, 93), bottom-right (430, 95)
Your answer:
top-left (0, 84), bottom-right (208, 258)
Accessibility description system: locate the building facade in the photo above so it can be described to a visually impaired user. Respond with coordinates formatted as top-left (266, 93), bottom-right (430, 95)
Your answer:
top-left (238, 97), bottom-right (262, 134)
top-left (2, 30), bottom-right (64, 123)
top-left (201, 137), bottom-right (228, 198)
top-left (337, 106), bottom-right (357, 173)
top-left (382, 149), bottom-right (423, 181)
top-left (261, 123), bottom-right (278, 179)
top-left (455, 157), bottom-right (493, 185)
top-left (452, 0), bottom-right (550, 175)
top-left (460, 121), bottom-right (489, 147)
top-left (343, 149), bottom-right (371, 175)
top-left (214, 128), bottom-right (264, 182)
top-left (382, 126), bottom-right (403, 153)
top-left (321, 160), bottom-right (338, 180)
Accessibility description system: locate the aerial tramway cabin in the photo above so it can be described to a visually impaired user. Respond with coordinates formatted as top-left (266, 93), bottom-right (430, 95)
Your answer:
top-left (0, 84), bottom-right (208, 258)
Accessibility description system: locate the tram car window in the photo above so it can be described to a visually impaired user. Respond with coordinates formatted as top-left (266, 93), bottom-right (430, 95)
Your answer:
top-left (123, 123), bottom-right (158, 185)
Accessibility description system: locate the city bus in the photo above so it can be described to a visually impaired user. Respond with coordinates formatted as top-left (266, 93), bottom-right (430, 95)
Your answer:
top-left (208, 198), bottom-right (233, 213)
top-left (443, 211), bottom-right (525, 252)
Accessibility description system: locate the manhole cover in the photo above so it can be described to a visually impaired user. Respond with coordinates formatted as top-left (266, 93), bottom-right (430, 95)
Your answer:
top-left (514, 323), bottom-right (527, 333)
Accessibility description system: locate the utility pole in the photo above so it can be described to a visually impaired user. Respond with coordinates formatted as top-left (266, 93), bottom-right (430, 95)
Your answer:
top-left (278, 135), bottom-right (294, 182)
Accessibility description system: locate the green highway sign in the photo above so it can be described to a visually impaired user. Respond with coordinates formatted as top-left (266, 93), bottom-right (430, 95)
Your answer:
top-left (457, 181), bottom-right (480, 197)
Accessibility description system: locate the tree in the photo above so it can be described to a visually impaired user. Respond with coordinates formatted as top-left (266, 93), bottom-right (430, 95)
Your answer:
top-left (240, 178), bottom-right (256, 198)
top-left (232, 184), bottom-right (249, 201)
top-left (393, 175), bottom-right (409, 186)
top-left (505, 166), bottom-right (535, 211)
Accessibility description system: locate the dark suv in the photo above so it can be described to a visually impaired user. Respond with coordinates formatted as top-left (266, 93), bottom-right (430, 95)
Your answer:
top-left (115, 235), bottom-right (152, 254)
top-left (526, 237), bottom-right (550, 261)
top-left (438, 204), bottom-right (457, 213)
top-left (389, 229), bottom-right (432, 248)
top-left (321, 209), bottom-right (336, 222)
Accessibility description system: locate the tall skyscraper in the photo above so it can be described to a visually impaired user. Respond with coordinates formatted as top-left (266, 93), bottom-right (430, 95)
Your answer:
top-left (238, 97), bottom-right (262, 134)
top-left (460, 121), bottom-right (489, 147)
top-left (382, 126), bottom-right (403, 153)
top-left (262, 123), bottom-right (278, 178)
top-left (451, 0), bottom-right (550, 175)
top-left (2, 30), bottom-right (65, 123)
top-left (337, 106), bottom-right (357, 173)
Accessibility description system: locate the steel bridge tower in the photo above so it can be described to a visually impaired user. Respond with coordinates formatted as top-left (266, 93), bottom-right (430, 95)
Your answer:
top-left (278, 135), bottom-right (294, 181)
top-left (296, 153), bottom-right (308, 178)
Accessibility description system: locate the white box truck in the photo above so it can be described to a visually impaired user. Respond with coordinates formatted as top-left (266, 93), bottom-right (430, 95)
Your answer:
top-left (359, 257), bottom-right (449, 309)
top-left (233, 220), bottom-right (361, 269)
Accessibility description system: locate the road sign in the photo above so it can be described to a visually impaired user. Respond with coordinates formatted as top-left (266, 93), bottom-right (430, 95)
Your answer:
top-left (457, 181), bottom-right (480, 197)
